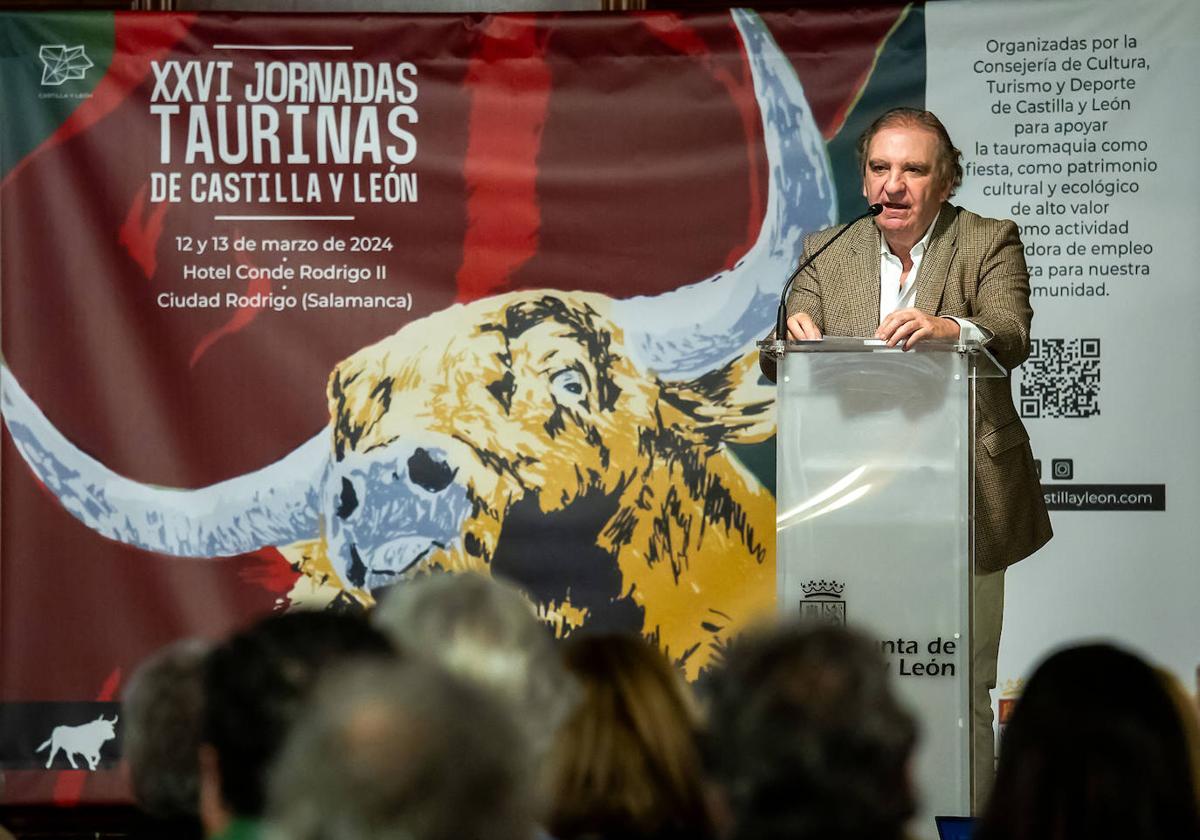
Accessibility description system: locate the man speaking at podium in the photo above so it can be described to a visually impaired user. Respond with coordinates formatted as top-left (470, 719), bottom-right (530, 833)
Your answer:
top-left (762, 107), bottom-right (1052, 809)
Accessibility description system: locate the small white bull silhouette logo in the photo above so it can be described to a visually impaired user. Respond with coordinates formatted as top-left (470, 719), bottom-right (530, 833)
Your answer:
top-left (35, 714), bottom-right (118, 770)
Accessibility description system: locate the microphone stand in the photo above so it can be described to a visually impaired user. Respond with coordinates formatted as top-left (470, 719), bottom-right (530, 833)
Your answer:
top-left (772, 203), bottom-right (884, 347)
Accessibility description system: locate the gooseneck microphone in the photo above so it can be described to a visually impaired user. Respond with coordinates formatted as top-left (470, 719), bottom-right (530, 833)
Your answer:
top-left (773, 203), bottom-right (884, 342)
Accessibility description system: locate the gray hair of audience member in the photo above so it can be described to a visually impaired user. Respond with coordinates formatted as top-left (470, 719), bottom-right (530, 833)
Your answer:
top-left (265, 658), bottom-right (536, 840)
top-left (704, 622), bottom-right (918, 840)
top-left (121, 638), bottom-right (212, 818)
top-left (372, 572), bottom-right (577, 764)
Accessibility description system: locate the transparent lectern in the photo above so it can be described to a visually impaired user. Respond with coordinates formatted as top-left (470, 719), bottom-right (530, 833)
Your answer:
top-left (760, 337), bottom-right (1005, 832)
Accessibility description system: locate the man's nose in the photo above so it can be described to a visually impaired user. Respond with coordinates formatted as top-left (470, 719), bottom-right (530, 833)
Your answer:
top-left (884, 170), bottom-right (905, 193)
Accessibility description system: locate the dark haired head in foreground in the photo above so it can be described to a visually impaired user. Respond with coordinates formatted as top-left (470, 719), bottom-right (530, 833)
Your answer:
top-left (266, 659), bottom-right (535, 840)
top-left (546, 633), bottom-right (718, 840)
top-left (976, 643), bottom-right (1200, 840)
top-left (122, 638), bottom-right (211, 822)
top-left (706, 623), bottom-right (917, 840)
top-left (201, 610), bottom-right (396, 833)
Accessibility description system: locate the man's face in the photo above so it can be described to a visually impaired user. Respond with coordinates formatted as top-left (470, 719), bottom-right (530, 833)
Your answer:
top-left (861, 124), bottom-right (951, 247)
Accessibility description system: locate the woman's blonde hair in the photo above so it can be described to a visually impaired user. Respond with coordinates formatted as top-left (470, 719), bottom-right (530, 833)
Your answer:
top-left (545, 634), bottom-right (716, 840)
top-left (1157, 667), bottom-right (1200, 806)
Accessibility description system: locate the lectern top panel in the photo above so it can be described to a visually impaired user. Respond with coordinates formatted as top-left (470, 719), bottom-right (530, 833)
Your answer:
top-left (757, 337), bottom-right (1005, 377)
top-left (760, 336), bottom-right (972, 352)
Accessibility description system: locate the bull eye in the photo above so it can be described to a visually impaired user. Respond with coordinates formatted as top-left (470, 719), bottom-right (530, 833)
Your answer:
top-left (550, 367), bottom-right (589, 411)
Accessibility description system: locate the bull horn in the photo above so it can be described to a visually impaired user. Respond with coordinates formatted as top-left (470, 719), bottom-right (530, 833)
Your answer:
top-left (611, 9), bottom-right (837, 380)
top-left (1, 364), bottom-right (325, 558)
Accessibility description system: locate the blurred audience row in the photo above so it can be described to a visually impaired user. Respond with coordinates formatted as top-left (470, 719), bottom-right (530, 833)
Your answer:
top-left (118, 573), bottom-right (1200, 840)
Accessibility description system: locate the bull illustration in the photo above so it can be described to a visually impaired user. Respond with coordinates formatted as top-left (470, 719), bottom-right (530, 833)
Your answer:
top-left (36, 715), bottom-right (118, 770)
top-left (1, 11), bottom-right (835, 678)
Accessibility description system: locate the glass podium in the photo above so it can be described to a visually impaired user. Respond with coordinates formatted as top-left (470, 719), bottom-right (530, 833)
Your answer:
top-left (762, 337), bottom-right (1005, 832)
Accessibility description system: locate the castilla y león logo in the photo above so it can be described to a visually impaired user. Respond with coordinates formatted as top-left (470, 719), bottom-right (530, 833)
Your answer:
top-left (799, 579), bottom-right (846, 626)
top-left (39, 45), bottom-right (94, 86)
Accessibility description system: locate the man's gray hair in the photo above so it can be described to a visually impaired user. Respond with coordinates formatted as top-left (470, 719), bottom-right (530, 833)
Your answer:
top-left (121, 638), bottom-right (211, 818)
top-left (265, 659), bottom-right (535, 840)
top-left (372, 573), bottom-right (577, 765)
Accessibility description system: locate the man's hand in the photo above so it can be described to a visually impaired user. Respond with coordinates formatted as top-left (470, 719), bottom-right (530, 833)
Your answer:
top-left (875, 308), bottom-right (960, 350)
top-left (786, 312), bottom-right (823, 341)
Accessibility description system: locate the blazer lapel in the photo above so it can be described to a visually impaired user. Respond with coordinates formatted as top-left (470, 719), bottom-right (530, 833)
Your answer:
top-left (845, 219), bottom-right (882, 334)
top-left (914, 204), bottom-right (958, 315)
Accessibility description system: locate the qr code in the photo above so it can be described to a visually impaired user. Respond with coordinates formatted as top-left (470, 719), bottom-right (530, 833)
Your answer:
top-left (1018, 338), bottom-right (1100, 419)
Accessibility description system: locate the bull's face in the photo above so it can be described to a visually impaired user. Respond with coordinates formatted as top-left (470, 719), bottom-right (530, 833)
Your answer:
top-left (318, 291), bottom-right (778, 671)
top-left (321, 294), bottom-right (656, 598)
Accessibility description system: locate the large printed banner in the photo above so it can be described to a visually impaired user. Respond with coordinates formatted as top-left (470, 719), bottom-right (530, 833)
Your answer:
top-left (925, 0), bottom-right (1200, 733)
top-left (0, 7), bottom-right (916, 802)
top-left (1, 0), bottom-right (1196, 809)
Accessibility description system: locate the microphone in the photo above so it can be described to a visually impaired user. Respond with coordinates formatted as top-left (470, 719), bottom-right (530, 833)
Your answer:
top-left (773, 203), bottom-right (884, 344)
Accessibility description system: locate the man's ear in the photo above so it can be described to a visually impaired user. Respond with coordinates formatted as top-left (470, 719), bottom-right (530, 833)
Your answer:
top-left (938, 172), bottom-right (954, 204)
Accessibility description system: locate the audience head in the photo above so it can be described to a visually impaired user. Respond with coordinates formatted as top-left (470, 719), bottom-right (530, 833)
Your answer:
top-left (265, 658), bottom-right (535, 840)
top-left (977, 643), bottom-right (1200, 840)
top-left (705, 622), bottom-right (918, 840)
top-left (201, 609), bottom-right (395, 825)
top-left (122, 638), bottom-right (211, 819)
top-left (373, 572), bottom-right (577, 767)
top-left (1158, 667), bottom-right (1200, 806)
top-left (545, 632), bottom-right (717, 840)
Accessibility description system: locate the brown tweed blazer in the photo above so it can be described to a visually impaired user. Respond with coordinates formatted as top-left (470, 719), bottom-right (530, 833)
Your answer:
top-left (763, 203), bottom-right (1052, 571)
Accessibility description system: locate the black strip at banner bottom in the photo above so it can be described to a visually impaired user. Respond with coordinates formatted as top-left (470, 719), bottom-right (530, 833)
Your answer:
top-left (0, 703), bottom-right (122, 770)
top-left (1041, 484), bottom-right (1165, 512)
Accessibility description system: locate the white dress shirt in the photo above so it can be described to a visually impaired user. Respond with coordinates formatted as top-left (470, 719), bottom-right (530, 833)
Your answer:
top-left (878, 212), bottom-right (988, 342)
